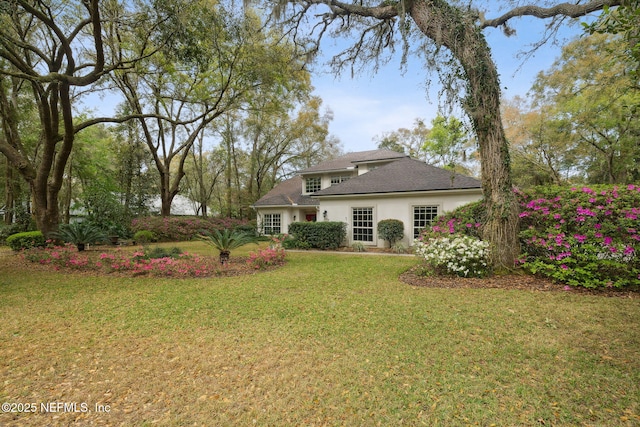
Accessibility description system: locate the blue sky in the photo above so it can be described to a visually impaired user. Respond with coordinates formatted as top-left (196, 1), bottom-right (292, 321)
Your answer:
top-left (310, 16), bottom-right (589, 153)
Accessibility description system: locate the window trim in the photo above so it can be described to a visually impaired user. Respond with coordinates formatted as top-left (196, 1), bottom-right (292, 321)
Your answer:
top-left (330, 175), bottom-right (351, 186)
top-left (412, 205), bottom-right (439, 238)
top-left (262, 213), bottom-right (282, 235)
top-left (352, 207), bottom-right (374, 243)
top-left (305, 176), bottom-right (322, 193)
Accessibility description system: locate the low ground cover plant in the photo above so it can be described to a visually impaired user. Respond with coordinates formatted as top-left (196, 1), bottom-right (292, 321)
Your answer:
top-left (22, 243), bottom-right (212, 277)
top-left (421, 184), bottom-right (640, 289)
top-left (19, 239), bottom-right (287, 278)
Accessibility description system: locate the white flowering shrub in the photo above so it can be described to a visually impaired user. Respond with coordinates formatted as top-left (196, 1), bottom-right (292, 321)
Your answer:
top-left (414, 234), bottom-right (490, 277)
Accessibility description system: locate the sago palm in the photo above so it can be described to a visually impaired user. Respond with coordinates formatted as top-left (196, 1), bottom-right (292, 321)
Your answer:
top-left (197, 229), bottom-right (258, 264)
top-left (52, 222), bottom-right (108, 251)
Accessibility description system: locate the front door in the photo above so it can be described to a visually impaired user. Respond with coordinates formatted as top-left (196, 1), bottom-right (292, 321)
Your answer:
top-left (305, 213), bottom-right (317, 222)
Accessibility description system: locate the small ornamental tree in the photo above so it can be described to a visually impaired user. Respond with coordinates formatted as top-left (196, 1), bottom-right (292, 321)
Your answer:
top-left (377, 219), bottom-right (404, 247)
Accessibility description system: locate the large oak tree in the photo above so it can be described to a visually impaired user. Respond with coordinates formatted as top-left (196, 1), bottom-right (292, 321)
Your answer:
top-left (0, 0), bottom-right (158, 237)
top-left (256, 0), bottom-right (624, 268)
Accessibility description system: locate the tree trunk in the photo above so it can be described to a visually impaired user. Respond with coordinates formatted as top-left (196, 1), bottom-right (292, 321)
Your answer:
top-left (159, 170), bottom-right (174, 217)
top-left (31, 183), bottom-right (60, 239)
top-left (409, 2), bottom-right (520, 268)
top-left (4, 159), bottom-right (14, 225)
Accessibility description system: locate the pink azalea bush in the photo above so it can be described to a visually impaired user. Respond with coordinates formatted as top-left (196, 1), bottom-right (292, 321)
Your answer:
top-left (98, 249), bottom-right (210, 277)
top-left (23, 244), bottom-right (211, 278)
top-left (422, 201), bottom-right (484, 239)
top-left (130, 216), bottom-right (254, 242)
top-left (422, 185), bottom-right (640, 289)
top-left (23, 242), bottom-right (90, 270)
top-left (247, 236), bottom-right (286, 270)
top-left (517, 185), bottom-right (639, 289)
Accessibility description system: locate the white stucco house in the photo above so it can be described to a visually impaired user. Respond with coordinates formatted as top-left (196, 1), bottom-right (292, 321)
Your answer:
top-left (252, 149), bottom-right (483, 248)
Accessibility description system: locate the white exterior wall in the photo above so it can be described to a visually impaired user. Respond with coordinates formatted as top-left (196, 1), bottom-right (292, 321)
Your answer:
top-left (318, 190), bottom-right (483, 248)
top-left (255, 206), bottom-right (319, 234)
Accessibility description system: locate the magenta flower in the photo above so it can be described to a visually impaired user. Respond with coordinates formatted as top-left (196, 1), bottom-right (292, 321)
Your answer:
top-left (576, 206), bottom-right (596, 217)
top-left (581, 187), bottom-right (595, 194)
top-left (574, 234), bottom-right (587, 243)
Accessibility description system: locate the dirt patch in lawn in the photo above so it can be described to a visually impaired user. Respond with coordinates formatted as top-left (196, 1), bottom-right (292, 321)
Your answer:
top-left (400, 265), bottom-right (640, 298)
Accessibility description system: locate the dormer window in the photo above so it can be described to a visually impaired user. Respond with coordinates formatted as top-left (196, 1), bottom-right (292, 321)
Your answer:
top-left (305, 176), bottom-right (321, 193)
top-left (330, 175), bottom-right (351, 186)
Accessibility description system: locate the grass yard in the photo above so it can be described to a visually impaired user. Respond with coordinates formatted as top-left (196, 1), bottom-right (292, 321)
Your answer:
top-left (0, 243), bottom-right (639, 426)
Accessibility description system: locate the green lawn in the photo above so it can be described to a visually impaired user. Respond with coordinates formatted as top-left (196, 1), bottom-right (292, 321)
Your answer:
top-left (1, 244), bottom-right (639, 426)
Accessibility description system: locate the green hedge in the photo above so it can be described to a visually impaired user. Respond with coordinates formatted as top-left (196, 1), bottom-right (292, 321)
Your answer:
top-left (287, 222), bottom-right (346, 250)
top-left (6, 231), bottom-right (46, 251)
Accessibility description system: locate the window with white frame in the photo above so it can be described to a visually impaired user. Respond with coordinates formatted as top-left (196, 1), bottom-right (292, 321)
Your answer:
top-left (330, 175), bottom-right (351, 186)
top-left (413, 205), bottom-right (438, 238)
top-left (352, 207), bottom-right (374, 242)
top-left (263, 213), bottom-right (281, 234)
top-left (305, 177), bottom-right (321, 193)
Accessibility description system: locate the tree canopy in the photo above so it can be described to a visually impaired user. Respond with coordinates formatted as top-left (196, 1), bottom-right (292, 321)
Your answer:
top-left (505, 32), bottom-right (640, 186)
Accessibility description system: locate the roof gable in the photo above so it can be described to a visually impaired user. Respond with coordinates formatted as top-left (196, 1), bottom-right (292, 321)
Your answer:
top-left (298, 149), bottom-right (407, 174)
top-left (252, 176), bottom-right (317, 207)
top-left (312, 157), bottom-right (481, 196)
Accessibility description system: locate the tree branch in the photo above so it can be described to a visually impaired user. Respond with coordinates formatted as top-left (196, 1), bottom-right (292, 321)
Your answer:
top-left (480, 0), bottom-right (623, 29)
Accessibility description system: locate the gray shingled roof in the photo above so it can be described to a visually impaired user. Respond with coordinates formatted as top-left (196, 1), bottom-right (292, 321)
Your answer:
top-left (297, 149), bottom-right (407, 174)
top-left (252, 175), bottom-right (317, 207)
top-left (312, 157), bottom-right (481, 196)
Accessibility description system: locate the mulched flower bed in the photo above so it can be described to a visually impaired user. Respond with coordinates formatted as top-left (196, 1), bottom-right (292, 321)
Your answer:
top-left (400, 265), bottom-right (640, 298)
top-left (7, 247), bottom-right (282, 279)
